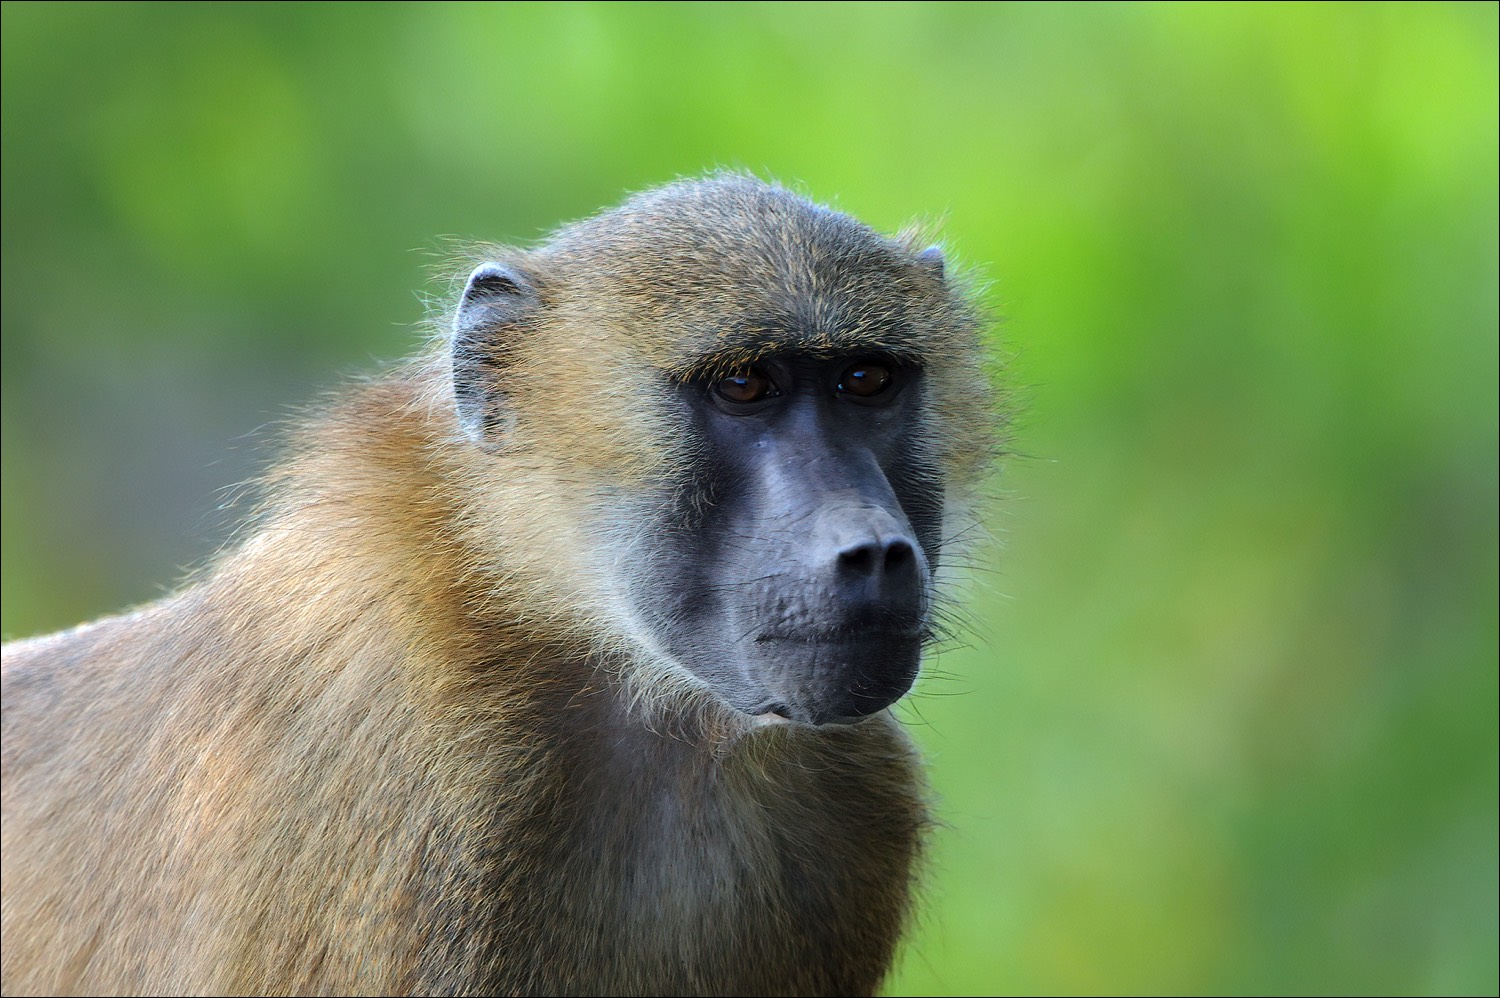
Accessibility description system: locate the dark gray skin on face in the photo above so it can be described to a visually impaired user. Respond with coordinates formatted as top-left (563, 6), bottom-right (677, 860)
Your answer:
top-left (644, 354), bottom-right (940, 726)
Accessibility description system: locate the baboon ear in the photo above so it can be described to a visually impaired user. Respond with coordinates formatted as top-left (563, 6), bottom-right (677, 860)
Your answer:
top-left (452, 262), bottom-right (539, 450)
top-left (917, 245), bottom-right (946, 279)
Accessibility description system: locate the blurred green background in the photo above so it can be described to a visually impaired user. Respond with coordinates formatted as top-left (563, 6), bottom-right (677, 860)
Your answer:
top-left (3, 3), bottom-right (1495, 994)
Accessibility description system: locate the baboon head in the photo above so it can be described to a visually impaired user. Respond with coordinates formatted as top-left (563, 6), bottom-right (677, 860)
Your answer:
top-left (451, 176), bottom-right (995, 726)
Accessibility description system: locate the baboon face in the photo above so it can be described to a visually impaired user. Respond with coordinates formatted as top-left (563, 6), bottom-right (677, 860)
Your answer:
top-left (629, 352), bottom-right (940, 725)
top-left (452, 178), bottom-right (987, 727)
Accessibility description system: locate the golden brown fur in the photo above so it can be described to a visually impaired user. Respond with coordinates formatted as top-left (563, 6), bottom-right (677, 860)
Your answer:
top-left (2, 176), bottom-right (996, 996)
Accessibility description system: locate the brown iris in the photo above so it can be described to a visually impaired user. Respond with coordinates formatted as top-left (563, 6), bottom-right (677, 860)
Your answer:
top-left (838, 362), bottom-right (893, 398)
top-left (714, 368), bottom-right (775, 403)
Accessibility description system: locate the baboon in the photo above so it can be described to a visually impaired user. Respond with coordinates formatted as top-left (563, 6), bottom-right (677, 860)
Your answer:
top-left (1, 175), bottom-right (1000, 996)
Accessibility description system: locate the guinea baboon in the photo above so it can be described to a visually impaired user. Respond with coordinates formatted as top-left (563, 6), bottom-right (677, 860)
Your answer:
top-left (1, 175), bottom-right (1000, 996)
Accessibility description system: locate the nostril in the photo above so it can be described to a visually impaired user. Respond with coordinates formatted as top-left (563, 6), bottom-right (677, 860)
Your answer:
top-left (838, 542), bottom-right (879, 575)
top-left (884, 539), bottom-right (915, 572)
top-left (837, 538), bottom-right (918, 578)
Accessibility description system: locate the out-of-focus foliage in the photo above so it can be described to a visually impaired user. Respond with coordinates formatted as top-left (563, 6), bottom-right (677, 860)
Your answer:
top-left (3, 3), bottom-right (1495, 994)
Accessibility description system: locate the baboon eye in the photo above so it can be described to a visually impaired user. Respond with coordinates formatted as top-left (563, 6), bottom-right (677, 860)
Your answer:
top-left (714, 369), bottom-right (776, 403)
top-left (837, 362), bottom-right (893, 398)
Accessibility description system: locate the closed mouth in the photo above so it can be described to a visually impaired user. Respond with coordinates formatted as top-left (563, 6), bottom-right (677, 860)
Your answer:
top-left (753, 629), bottom-right (923, 645)
top-left (747, 706), bottom-right (871, 728)
top-left (748, 700), bottom-right (796, 725)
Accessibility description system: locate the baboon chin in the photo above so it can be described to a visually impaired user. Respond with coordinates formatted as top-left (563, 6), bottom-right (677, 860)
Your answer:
top-left (2, 174), bottom-right (1001, 997)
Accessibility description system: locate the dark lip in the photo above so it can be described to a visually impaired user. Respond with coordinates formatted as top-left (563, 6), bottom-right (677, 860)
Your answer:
top-left (752, 630), bottom-right (924, 645)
